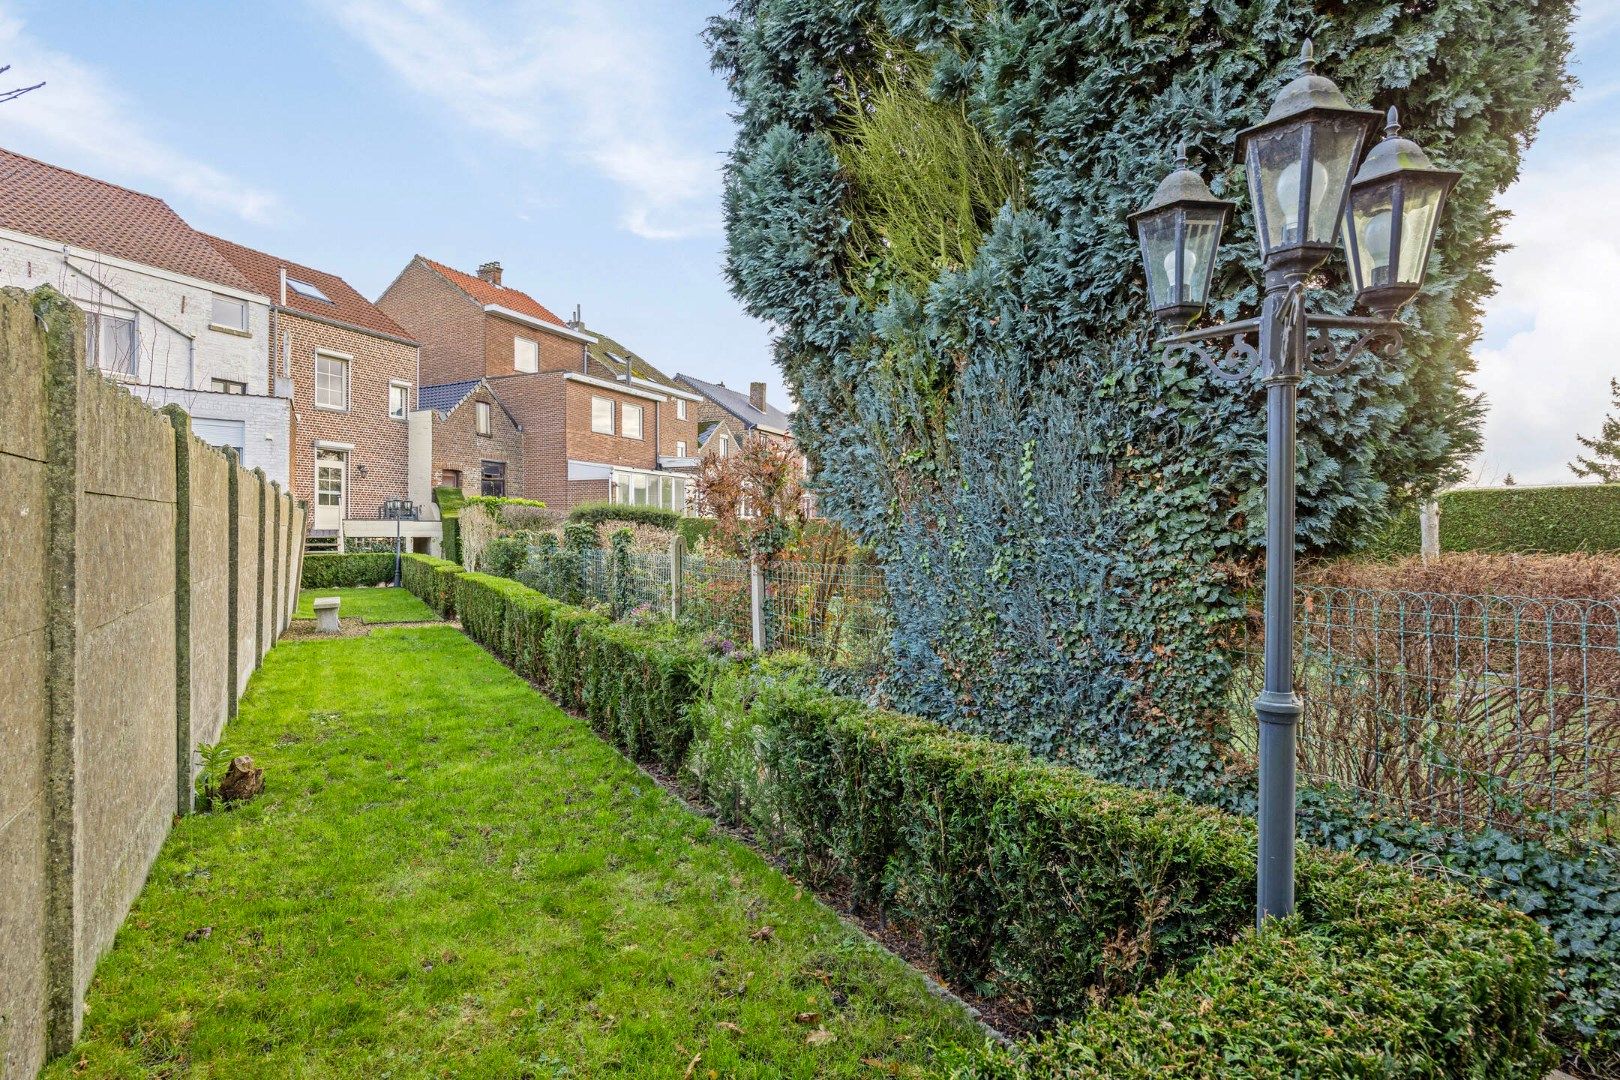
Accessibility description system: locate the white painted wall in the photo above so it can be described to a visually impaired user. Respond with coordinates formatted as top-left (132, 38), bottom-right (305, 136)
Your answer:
top-left (0, 229), bottom-right (272, 391)
top-left (0, 228), bottom-right (288, 483)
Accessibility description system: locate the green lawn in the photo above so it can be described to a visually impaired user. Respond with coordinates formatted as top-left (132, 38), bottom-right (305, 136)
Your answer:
top-left (293, 586), bottom-right (438, 624)
top-left (47, 627), bottom-right (981, 1078)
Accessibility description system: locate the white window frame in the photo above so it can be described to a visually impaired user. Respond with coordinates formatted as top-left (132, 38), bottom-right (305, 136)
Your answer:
top-left (675, 399), bottom-right (686, 421)
top-left (675, 440), bottom-right (687, 457)
top-left (210, 378), bottom-right (247, 395)
top-left (87, 312), bottom-right (139, 377)
top-left (622, 402), bottom-right (644, 440)
top-left (513, 336), bottom-right (539, 373)
top-left (314, 351), bottom-right (349, 411)
top-left (475, 400), bottom-right (492, 437)
top-left (209, 294), bottom-right (249, 333)
top-left (590, 395), bottom-right (614, 435)
top-left (717, 434), bottom-right (729, 458)
top-left (388, 380), bottom-right (410, 420)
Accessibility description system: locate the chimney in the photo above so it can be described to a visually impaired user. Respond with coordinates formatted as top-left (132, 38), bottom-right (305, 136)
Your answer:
top-left (477, 260), bottom-right (503, 286)
top-left (749, 381), bottom-right (767, 412)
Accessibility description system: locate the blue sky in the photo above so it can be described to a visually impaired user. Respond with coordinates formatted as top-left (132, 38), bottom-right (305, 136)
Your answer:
top-left (0, 0), bottom-right (1615, 485)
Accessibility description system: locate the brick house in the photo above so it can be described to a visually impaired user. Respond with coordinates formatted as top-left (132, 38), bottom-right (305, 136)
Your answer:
top-left (676, 374), bottom-right (816, 517)
top-left (204, 235), bottom-right (437, 551)
top-left (409, 378), bottom-right (524, 501)
top-left (377, 256), bottom-right (698, 512)
top-left (0, 147), bottom-right (289, 480)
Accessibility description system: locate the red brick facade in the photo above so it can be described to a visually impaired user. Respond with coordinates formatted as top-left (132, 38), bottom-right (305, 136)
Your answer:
top-left (379, 257), bottom-right (700, 512)
top-left (276, 312), bottom-right (418, 524)
top-left (428, 384), bottom-right (524, 497)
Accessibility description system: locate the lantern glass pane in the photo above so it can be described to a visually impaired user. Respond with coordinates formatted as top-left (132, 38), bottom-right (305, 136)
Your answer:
top-left (1137, 210), bottom-right (1177, 309)
top-left (1245, 124), bottom-right (1305, 253)
top-left (1182, 207), bottom-right (1224, 306)
top-left (1396, 179), bottom-right (1445, 286)
top-left (1305, 117), bottom-right (1367, 244)
top-left (1347, 180), bottom-right (1397, 291)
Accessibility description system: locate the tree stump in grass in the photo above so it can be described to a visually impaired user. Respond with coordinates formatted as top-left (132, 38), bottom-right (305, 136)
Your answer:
top-left (218, 756), bottom-right (264, 803)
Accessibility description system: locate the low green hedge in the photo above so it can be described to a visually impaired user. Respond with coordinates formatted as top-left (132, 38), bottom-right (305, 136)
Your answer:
top-left (1366, 484), bottom-right (1620, 556)
top-left (300, 552), bottom-right (395, 589)
top-left (568, 501), bottom-right (714, 548)
top-left (451, 572), bottom-right (715, 767)
top-left (431, 572), bottom-right (1556, 1076)
top-left (400, 554), bottom-right (463, 618)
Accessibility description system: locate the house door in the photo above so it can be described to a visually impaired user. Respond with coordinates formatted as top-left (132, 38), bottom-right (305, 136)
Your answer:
top-left (315, 450), bottom-right (346, 530)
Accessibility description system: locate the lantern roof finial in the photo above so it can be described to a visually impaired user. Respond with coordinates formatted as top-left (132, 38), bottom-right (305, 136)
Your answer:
top-left (1300, 38), bottom-right (1316, 74)
top-left (1384, 106), bottom-right (1401, 137)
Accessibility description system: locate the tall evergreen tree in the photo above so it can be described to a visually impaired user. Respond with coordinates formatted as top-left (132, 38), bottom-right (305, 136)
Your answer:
top-left (1570, 378), bottom-right (1620, 483)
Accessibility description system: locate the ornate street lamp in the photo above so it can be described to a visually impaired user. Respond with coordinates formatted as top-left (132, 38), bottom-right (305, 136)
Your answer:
top-left (1130, 42), bottom-right (1459, 926)
top-left (1127, 144), bottom-right (1235, 329)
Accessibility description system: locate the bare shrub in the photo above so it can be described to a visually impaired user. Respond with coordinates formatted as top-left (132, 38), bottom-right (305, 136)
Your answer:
top-left (1234, 553), bottom-right (1620, 838)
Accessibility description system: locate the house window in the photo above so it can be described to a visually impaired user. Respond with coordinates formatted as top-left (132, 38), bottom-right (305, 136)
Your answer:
top-left (86, 313), bottom-right (138, 376)
top-left (717, 434), bottom-right (729, 458)
top-left (622, 402), bottom-right (644, 440)
top-left (675, 399), bottom-right (686, 421)
top-left (514, 336), bottom-right (539, 373)
top-left (475, 400), bottom-right (492, 436)
top-left (285, 277), bottom-right (333, 304)
top-left (210, 378), bottom-right (247, 395)
top-left (590, 396), bottom-right (614, 435)
top-left (314, 353), bottom-right (348, 409)
top-left (611, 469), bottom-right (687, 513)
top-left (388, 381), bottom-right (410, 419)
top-left (480, 460), bottom-right (506, 497)
top-left (675, 441), bottom-right (687, 457)
top-left (210, 294), bottom-right (248, 332)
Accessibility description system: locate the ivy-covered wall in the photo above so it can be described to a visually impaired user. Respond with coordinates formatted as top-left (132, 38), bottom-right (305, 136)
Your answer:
top-left (709, 0), bottom-right (1574, 786)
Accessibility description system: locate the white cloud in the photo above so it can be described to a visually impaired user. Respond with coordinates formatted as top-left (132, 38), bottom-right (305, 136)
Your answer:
top-left (0, 11), bottom-right (279, 224)
top-left (328, 0), bottom-right (719, 240)
top-left (1470, 9), bottom-right (1620, 486)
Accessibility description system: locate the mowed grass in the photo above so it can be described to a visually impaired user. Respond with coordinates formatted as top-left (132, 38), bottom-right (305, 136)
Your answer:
top-left (45, 627), bottom-right (982, 1078)
top-left (293, 586), bottom-right (437, 623)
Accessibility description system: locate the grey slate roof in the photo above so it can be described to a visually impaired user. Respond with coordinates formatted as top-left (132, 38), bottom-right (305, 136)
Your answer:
top-left (418, 379), bottom-right (482, 415)
top-left (676, 373), bottom-right (793, 434)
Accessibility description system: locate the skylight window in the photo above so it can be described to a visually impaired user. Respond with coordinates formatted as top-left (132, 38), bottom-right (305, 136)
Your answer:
top-left (286, 276), bottom-right (334, 304)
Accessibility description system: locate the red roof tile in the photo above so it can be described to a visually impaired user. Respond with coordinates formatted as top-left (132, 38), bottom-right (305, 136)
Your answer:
top-left (0, 147), bottom-right (255, 291)
top-left (204, 234), bottom-right (415, 342)
top-left (419, 257), bottom-right (568, 328)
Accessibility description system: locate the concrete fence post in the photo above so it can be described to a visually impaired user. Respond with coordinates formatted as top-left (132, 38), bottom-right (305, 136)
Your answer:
top-left (162, 407), bottom-right (194, 816)
top-left (669, 534), bottom-right (685, 622)
top-left (749, 555), bottom-right (766, 653)
top-left (39, 294), bottom-right (82, 1058)
top-left (1419, 498), bottom-right (1440, 563)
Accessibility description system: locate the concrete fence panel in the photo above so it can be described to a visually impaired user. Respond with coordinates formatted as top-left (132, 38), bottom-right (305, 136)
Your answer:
top-left (184, 425), bottom-right (232, 768)
top-left (72, 339), bottom-right (179, 1009)
top-left (0, 290), bottom-right (52, 1080)
top-left (0, 287), bottom-right (305, 1080)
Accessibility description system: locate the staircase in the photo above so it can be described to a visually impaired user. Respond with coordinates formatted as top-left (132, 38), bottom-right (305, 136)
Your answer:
top-left (306, 529), bottom-right (340, 554)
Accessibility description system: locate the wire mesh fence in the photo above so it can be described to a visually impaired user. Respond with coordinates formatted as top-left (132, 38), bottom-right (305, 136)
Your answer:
top-left (505, 537), bottom-right (1618, 839)
top-left (1231, 586), bottom-right (1620, 839)
top-left (681, 554), bottom-right (752, 646)
top-left (763, 560), bottom-right (892, 672)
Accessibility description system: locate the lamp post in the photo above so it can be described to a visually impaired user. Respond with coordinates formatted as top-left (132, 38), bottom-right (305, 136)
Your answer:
top-left (1129, 41), bottom-right (1460, 926)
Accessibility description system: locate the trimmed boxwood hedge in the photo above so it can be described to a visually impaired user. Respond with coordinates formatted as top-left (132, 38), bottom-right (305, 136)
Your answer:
top-left (1367, 484), bottom-right (1620, 557)
top-left (405, 570), bottom-right (1557, 1076)
top-left (300, 552), bottom-right (395, 589)
top-left (399, 554), bottom-right (463, 618)
top-left (568, 500), bottom-right (715, 549)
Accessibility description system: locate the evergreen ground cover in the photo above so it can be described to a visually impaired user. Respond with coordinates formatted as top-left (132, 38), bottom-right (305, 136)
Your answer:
top-left (46, 627), bottom-right (982, 1078)
top-left (291, 586), bottom-right (438, 624)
